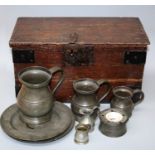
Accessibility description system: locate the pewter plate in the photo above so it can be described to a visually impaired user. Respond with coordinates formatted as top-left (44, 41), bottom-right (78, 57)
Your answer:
top-left (0, 101), bottom-right (75, 142)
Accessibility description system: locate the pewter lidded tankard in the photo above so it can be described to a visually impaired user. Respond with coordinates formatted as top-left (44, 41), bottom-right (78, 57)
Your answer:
top-left (17, 66), bottom-right (64, 128)
top-left (71, 78), bottom-right (111, 121)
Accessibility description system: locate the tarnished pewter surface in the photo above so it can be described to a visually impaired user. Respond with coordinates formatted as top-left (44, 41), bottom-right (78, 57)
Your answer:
top-left (71, 78), bottom-right (111, 121)
top-left (17, 66), bottom-right (64, 127)
top-left (74, 124), bottom-right (89, 144)
top-left (0, 101), bottom-right (75, 142)
top-left (111, 86), bottom-right (144, 117)
top-left (99, 108), bottom-right (128, 137)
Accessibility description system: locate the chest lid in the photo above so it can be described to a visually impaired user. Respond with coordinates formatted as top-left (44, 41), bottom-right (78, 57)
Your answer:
top-left (9, 17), bottom-right (150, 47)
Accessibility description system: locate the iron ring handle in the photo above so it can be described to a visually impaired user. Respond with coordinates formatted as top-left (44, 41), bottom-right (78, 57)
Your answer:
top-left (132, 89), bottom-right (144, 106)
top-left (96, 79), bottom-right (112, 103)
top-left (49, 66), bottom-right (64, 95)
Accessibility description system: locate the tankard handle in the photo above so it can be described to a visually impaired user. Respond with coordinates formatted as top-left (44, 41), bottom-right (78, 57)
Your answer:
top-left (132, 89), bottom-right (144, 105)
top-left (96, 79), bottom-right (111, 103)
top-left (49, 66), bottom-right (64, 95)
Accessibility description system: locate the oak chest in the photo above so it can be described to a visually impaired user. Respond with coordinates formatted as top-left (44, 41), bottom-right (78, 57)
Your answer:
top-left (9, 17), bottom-right (150, 102)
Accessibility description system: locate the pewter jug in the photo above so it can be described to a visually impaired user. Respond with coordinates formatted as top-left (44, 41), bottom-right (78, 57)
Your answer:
top-left (71, 78), bottom-right (111, 121)
top-left (111, 86), bottom-right (144, 117)
top-left (17, 66), bottom-right (64, 127)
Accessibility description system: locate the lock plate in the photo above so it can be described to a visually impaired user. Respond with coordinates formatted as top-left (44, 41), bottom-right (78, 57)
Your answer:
top-left (63, 44), bottom-right (94, 66)
top-left (12, 49), bottom-right (35, 63)
top-left (124, 50), bottom-right (146, 64)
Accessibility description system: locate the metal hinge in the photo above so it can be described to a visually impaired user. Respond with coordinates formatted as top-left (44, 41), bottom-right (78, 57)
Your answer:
top-left (12, 49), bottom-right (35, 63)
top-left (124, 50), bottom-right (146, 64)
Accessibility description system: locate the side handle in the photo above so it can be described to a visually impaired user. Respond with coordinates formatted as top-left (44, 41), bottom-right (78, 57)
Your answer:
top-left (96, 79), bottom-right (111, 103)
top-left (132, 89), bottom-right (144, 106)
top-left (49, 66), bottom-right (64, 95)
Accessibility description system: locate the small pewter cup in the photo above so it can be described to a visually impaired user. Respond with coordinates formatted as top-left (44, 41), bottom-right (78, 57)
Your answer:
top-left (78, 107), bottom-right (98, 132)
top-left (74, 107), bottom-right (97, 144)
top-left (74, 124), bottom-right (89, 144)
top-left (111, 86), bottom-right (144, 117)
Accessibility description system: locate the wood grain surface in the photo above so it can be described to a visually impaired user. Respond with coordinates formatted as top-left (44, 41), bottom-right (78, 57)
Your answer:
top-left (10, 17), bottom-right (150, 102)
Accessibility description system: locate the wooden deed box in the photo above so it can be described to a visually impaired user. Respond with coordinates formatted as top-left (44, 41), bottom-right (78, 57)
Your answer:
top-left (9, 17), bottom-right (150, 102)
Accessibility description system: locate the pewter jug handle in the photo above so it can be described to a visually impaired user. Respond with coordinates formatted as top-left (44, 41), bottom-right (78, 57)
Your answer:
top-left (132, 89), bottom-right (144, 105)
top-left (49, 66), bottom-right (64, 95)
top-left (96, 79), bottom-right (111, 103)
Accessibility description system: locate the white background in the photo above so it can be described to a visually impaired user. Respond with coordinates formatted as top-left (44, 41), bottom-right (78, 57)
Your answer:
top-left (0, 5), bottom-right (155, 150)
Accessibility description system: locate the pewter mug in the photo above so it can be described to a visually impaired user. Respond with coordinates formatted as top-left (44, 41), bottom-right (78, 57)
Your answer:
top-left (111, 86), bottom-right (144, 117)
top-left (17, 66), bottom-right (64, 128)
top-left (71, 78), bottom-right (111, 121)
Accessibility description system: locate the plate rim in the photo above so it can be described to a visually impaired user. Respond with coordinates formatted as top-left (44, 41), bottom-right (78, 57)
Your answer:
top-left (0, 101), bottom-right (75, 142)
